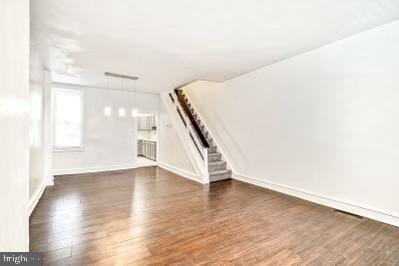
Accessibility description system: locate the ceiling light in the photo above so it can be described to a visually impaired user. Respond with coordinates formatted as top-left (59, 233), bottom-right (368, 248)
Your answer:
top-left (118, 108), bottom-right (126, 117)
top-left (104, 107), bottom-right (112, 116)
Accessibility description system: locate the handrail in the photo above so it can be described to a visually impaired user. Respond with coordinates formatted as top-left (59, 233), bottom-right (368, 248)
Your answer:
top-left (189, 132), bottom-right (204, 160)
top-left (168, 93), bottom-right (175, 103)
top-left (176, 107), bottom-right (187, 127)
top-left (174, 89), bottom-right (210, 148)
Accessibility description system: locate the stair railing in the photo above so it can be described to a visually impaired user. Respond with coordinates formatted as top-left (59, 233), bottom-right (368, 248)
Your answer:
top-left (168, 91), bottom-right (209, 173)
top-left (174, 89), bottom-right (209, 148)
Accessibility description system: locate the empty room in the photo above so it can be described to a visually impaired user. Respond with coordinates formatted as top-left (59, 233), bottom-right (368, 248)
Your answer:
top-left (1, 0), bottom-right (399, 265)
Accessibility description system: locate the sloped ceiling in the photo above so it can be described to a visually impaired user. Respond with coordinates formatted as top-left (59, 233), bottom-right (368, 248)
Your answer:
top-left (31, 0), bottom-right (399, 93)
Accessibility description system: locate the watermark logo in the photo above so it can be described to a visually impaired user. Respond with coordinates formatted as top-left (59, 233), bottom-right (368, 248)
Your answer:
top-left (0, 253), bottom-right (42, 266)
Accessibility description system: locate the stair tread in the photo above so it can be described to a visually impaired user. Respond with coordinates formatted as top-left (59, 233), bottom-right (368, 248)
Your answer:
top-left (208, 160), bottom-right (225, 165)
top-left (209, 169), bottom-right (231, 175)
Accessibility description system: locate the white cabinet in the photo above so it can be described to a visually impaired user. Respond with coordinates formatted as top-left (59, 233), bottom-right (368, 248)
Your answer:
top-left (137, 139), bottom-right (156, 161)
top-left (138, 115), bottom-right (156, 131)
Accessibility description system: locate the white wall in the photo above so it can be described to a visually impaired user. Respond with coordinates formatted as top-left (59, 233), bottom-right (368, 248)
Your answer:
top-left (158, 101), bottom-right (196, 176)
top-left (0, 0), bottom-right (30, 251)
top-left (186, 21), bottom-right (399, 226)
top-left (29, 50), bottom-right (45, 199)
top-left (52, 84), bottom-right (159, 174)
top-left (28, 47), bottom-right (53, 216)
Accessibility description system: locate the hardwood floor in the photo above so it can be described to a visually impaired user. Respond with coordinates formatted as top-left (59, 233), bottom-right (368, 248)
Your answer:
top-left (30, 167), bottom-right (399, 265)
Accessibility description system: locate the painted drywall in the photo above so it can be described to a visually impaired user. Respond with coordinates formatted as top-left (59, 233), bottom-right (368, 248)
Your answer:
top-left (28, 49), bottom-right (53, 216)
top-left (52, 84), bottom-right (159, 174)
top-left (42, 70), bottom-right (54, 186)
top-left (158, 101), bottom-right (196, 176)
top-left (0, 0), bottom-right (30, 251)
top-left (185, 21), bottom-right (399, 225)
top-left (29, 50), bottom-right (45, 199)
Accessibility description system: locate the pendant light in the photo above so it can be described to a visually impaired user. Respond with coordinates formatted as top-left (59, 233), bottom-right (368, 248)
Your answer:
top-left (103, 72), bottom-right (138, 117)
top-left (104, 75), bottom-right (112, 116)
top-left (131, 79), bottom-right (138, 117)
top-left (118, 79), bottom-right (126, 117)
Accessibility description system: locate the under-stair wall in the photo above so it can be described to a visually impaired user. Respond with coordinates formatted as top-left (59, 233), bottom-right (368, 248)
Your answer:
top-left (157, 99), bottom-right (200, 181)
top-left (160, 92), bottom-right (208, 183)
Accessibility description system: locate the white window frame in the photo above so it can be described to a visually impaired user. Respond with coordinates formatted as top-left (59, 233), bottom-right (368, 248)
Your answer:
top-left (52, 87), bottom-right (85, 152)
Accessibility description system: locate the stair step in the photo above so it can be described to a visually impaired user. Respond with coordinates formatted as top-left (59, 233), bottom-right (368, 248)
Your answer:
top-left (209, 169), bottom-right (231, 182)
top-left (208, 145), bottom-right (217, 153)
top-left (208, 161), bottom-right (226, 172)
top-left (208, 152), bottom-right (222, 162)
top-left (201, 127), bottom-right (209, 136)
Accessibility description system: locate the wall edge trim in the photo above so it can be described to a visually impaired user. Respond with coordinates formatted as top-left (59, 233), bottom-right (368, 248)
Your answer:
top-left (53, 163), bottom-right (138, 176)
top-left (233, 172), bottom-right (399, 227)
top-left (28, 181), bottom-right (47, 216)
top-left (158, 161), bottom-right (206, 184)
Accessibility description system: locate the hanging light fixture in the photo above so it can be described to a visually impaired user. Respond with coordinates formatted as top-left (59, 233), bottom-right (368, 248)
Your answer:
top-left (118, 108), bottom-right (126, 117)
top-left (131, 78), bottom-right (139, 117)
top-left (104, 106), bottom-right (112, 116)
top-left (118, 78), bottom-right (126, 117)
top-left (104, 75), bottom-right (112, 116)
top-left (103, 72), bottom-right (139, 117)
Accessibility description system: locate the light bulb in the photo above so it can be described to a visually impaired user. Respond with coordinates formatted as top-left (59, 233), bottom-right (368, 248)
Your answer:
top-left (118, 108), bottom-right (126, 117)
top-left (131, 108), bottom-right (138, 117)
top-left (104, 107), bottom-right (112, 116)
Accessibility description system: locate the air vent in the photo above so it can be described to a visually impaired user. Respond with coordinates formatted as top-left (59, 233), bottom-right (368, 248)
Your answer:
top-left (334, 209), bottom-right (363, 219)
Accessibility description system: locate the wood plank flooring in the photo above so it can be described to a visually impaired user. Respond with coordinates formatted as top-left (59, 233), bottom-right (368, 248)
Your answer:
top-left (30, 166), bottom-right (399, 265)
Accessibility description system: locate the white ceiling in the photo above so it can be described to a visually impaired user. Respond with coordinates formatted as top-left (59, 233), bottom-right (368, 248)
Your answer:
top-left (31, 0), bottom-right (399, 93)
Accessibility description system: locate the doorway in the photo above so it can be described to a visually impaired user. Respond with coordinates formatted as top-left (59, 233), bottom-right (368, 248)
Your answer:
top-left (136, 113), bottom-right (157, 167)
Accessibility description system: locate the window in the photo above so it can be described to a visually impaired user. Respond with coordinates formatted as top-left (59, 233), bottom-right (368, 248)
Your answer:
top-left (53, 88), bottom-right (84, 150)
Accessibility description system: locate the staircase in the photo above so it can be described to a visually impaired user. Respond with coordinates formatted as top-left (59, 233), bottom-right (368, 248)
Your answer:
top-left (176, 89), bottom-right (231, 182)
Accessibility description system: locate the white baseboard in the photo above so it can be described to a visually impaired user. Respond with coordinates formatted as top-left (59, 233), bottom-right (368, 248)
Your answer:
top-left (28, 181), bottom-right (47, 216)
top-left (53, 163), bottom-right (138, 176)
top-left (158, 161), bottom-right (205, 184)
top-left (47, 176), bottom-right (54, 186)
top-left (233, 172), bottom-right (399, 227)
